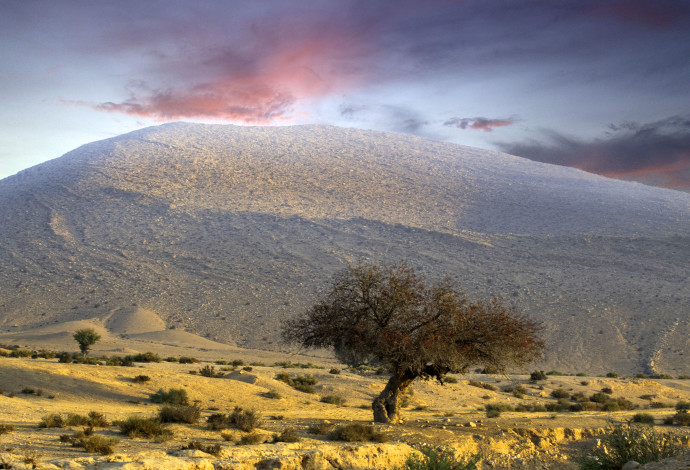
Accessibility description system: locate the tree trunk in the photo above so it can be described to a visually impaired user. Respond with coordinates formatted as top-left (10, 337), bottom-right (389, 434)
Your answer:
top-left (372, 370), bottom-right (416, 424)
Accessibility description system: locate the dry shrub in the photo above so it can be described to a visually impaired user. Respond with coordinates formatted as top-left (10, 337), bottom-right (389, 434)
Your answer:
top-left (274, 427), bottom-right (301, 443)
top-left (230, 407), bottom-right (261, 432)
top-left (328, 423), bottom-right (387, 443)
top-left (159, 404), bottom-right (200, 424)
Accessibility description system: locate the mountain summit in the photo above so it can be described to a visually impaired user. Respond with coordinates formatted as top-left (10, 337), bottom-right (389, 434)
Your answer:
top-left (1, 123), bottom-right (688, 373)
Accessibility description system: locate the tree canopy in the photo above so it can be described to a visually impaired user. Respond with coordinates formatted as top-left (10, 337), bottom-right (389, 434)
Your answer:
top-left (73, 328), bottom-right (101, 356)
top-left (282, 261), bottom-right (544, 423)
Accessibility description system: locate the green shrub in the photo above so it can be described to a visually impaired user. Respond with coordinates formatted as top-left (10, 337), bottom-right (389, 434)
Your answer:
top-left (178, 356), bottom-right (199, 364)
top-left (444, 376), bottom-right (458, 384)
top-left (649, 401), bottom-right (671, 409)
top-left (403, 446), bottom-right (481, 470)
top-left (320, 395), bottom-right (346, 406)
top-left (551, 388), bottom-right (570, 399)
top-left (601, 387), bottom-right (613, 395)
top-left (274, 427), bottom-right (301, 443)
top-left (579, 423), bottom-right (683, 470)
top-left (164, 356), bottom-right (179, 362)
top-left (678, 375), bottom-right (690, 380)
top-left (39, 413), bottom-right (66, 428)
top-left (9, 349), bottom-right (33, 358)
top-left (117, 415), bottom-right (170, 439)
top-left (329, 368), bottom-right (341, 375)
top-left (328, 424), bottom-right (387, 443)
top-left (133, 375), bottom-right (151, 383)
top-left (530, 370), bottom-right (547, 381)
top-left (149, 388), bottom-right (189, 405)
top-left (58, 352), bottom-right (73, 363)
top-left (199, 365), bottom-right (224, 378)
top-left (546, 370), bottom-right (565, 376)
top-left (230, 407), bottom-right (261, 432)
top-left (126, 352), bottom-right (161, 363)
top-left (159, 405), bottom-right (200, 424)
top-left (605, 372), bottom-right (620, 378)
top-left (590, 392), bottom-right (610, 403)
top-left (231, 359), bottom-right (246, 367)
top-left (630, 412), bottom-right (655, 425)
top-left (66, 414), bottom-right (89, 426)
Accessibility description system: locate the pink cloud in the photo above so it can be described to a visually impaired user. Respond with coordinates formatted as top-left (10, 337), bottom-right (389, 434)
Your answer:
top-left (444, 117), bottom-right (516, 132)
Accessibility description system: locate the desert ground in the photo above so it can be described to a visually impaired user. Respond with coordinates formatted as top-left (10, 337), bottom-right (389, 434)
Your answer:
top-left (0, 310), bottom-right (689, 469)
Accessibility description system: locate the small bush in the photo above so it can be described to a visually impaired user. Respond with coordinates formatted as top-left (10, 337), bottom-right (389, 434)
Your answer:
top-left (649, 401), bottom-right (671, 409)
top-left (274, 427), bottom-right (301, 443)
top-left (66, 414), bottom-right (89, 426)
top-left (579, 423), bottom-right (683, 470)
top-left (676, 401), bottom-right (690, 411)
top-left (403, 446), bottom-right (481, 470)
top-left (182, 441), bottom-right (222, 456)
top-left (605, 372), bottom-right (620, 378)
top-left (230, 407), bottom-right (261, 432)
top-left (329, 368), bottom-right (341, 375)
top-left (133, 375), bottom-right (151, 383)
top-left (444, 376), bottom-right (458, 384)
top-left (639, 394), bottom-right (654, 401)
top-left (590, 392), bottom-right (610, 403)
top-left (551, 388), bottom-right (570, 399)
top-left (164, 356), bottom-right (179, 362)
top-left (57, 352), bottom-right (73, 363)
top-left (104, 356), bottom-right (133, 367)
top-left (632, 413), bottom-right (655, 425)
top-left (263, 390), bottom-right (282, 399)
top-left (76, 434), bottom-right (118, 455)
top-left (117, 415), bottom-right (171, 439)
top-left (530, 370), bottom-right (547, 381)
top-left (673, 410), bottom-right (690, 426)
top-left (9, 349), bottom-right (33, 358)
top-left (546, 370), bottom-right (565, 376)
top-left (199, 365), bottom-right (224, 378)
top-left (126, 352), bottom-right (161, 363)
top-left (328, 423), bottom-right (388, 443)
top-left (159, 405), bottom-right (200, 424)
top-left (0, 424), bottom-right (15, 434)
top-left (307, 422), bottom-right (334, 435)
top-left (39, 413), bottom-right (65, 428)
top-left (320, 395), bottom-right (346, 406)
top-left (150, 388), bottom-right (189, 405)
top-left (239, 433), bottom-right (265, 445)
top-left (207, 413), bottom-right (231, 430)
top-left (468, 380), bottom-right (498, 391)
top-left (178, 356), bottom-right (199, 364)
top-left (601, 387), bottom-right (613, 395)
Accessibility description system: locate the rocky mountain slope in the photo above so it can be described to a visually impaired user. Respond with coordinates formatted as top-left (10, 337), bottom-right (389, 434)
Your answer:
top-left (1, 123), bottom-right (688, 373)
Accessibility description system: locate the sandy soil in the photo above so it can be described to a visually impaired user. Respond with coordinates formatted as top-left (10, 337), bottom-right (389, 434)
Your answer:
top-left (0, 313), bottom-right (688, 469)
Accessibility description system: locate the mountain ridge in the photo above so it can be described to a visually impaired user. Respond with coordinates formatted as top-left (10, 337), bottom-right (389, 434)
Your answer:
top-left (1, 123), bottom-right (688, 374)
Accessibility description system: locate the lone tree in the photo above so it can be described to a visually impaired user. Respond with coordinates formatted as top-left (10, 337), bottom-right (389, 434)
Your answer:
top-left (73, 328), bottom-right (101, 356)
top-left (282, 261), bottom-right (544, 424)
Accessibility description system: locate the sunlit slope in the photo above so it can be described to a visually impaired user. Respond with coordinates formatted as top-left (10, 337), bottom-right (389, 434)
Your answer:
top-left (1, 123), bottom-right (688, 374)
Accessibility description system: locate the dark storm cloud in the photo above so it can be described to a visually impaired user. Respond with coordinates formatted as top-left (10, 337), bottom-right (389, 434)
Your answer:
top-left (497, 116), bottom-right (690, 190)
top-left (6, 0), bottom-right (685, 123)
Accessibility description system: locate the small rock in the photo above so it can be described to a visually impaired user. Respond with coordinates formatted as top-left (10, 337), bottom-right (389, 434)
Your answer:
top-left (465, 422), bottom-right (477, 427)
top-left (621, 462), bottom-right (640, 470)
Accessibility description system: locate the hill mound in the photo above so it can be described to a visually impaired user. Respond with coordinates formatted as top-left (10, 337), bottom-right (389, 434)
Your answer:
top-left (0, 123), bottom-right (688, 374)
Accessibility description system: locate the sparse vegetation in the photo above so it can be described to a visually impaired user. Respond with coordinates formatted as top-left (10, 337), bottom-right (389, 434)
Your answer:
top-left (307, 422), bottom-right (334, 435)
top-left (530, 370), bottom-right (547, 381)
top-left (199, 365), bottom-right (224, 378)
top-left (178, 356), bottom-right (199, 364)
top-left (126, 352), bottom-right (161, 363)
top-left (328, 423), bottom-right (388, 442)
top-left (158, 404), bottom-right (200, 424)
top-left (116, 415), bottom-right (171, 440)
top-left (239, 433), bottom-right (265, 445)
top-left (230, 407), bottom-right (261, 432)
top-left (320, 395), bottom-right (346, 406)
top-left (132, 375), bottom-right (151, 383)
top-left (275, 373), bottom-right (318, 393)
top-left (39, 413), bottom-right (66, 428)
top-left (181, 441), bottom-right (222, 456)
top-left (468, 380), bottom-right (498, 392)
top-left (274, 427), bottom-right (301, 443)
top-left (149, 388), bottom-right (189, 405)
top-left (579, 423), bottom-right (683, 470)
top-left (0, 424), bottom-right (15, 435)
top-left (631, 413), bottom-right (655, 425)
top-left (402, 446), bottom-right (481, 470)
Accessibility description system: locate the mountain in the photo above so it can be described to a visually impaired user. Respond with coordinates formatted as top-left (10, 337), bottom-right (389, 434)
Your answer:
top-left (1, 122), bottom-right (688, 374)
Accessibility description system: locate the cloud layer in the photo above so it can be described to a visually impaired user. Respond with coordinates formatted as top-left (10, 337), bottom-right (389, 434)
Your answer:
top-left (497, 116), bottom-right (690, 190)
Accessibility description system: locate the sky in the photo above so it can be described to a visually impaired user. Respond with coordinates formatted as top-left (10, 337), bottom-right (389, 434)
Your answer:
top-left (1, 0), bottom-right (690, 191)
